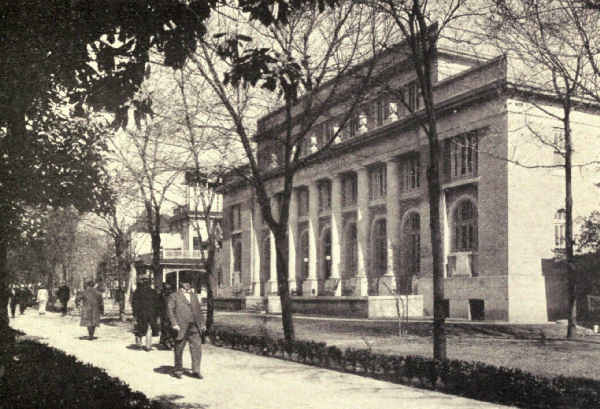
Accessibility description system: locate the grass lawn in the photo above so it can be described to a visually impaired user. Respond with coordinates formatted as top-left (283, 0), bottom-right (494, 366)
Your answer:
top-left (212, 312), bottom-right (600, 381)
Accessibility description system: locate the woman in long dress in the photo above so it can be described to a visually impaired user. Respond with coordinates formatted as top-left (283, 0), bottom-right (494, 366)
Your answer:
top-left (79, 280), bottom-right (104, 340)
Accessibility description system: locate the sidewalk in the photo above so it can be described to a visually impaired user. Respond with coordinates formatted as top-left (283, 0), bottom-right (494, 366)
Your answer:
top-left (10, 310), bottom-right (514, 409)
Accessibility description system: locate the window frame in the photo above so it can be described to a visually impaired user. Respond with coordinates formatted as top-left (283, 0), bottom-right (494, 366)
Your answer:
top-left (453, 200), bottom-right (478, 252)
top-left (369, 164), bottom-right (387, 201)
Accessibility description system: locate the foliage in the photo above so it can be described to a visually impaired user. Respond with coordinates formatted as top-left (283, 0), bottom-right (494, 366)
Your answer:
top-left (2, 339), bottom-right (163, 409)
top-left (577, 210), bottom-right (600, 254)
top-left (210, 327), bottom-right (600, 408)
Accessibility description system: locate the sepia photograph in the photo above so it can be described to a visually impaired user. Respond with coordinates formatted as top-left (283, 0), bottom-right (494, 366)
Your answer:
top-left (2, 0), bottom-right (600, 407)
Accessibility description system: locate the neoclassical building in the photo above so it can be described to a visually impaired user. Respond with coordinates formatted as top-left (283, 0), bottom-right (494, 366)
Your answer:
top-left (220, 45), bottom-right (600, 322)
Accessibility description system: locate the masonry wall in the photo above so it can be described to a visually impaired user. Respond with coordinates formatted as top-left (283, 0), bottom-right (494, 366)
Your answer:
top-left (506, 99), bottom-right (600, 322)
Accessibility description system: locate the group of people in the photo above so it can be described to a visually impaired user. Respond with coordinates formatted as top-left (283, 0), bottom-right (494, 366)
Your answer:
top-left (74, 276), bottom-right (207, 380)
top-left (131, 277), bottom-right (206, 379)
top-left (7, 282), bottom-right (72, 317)
top-left (7, 283), bottom-right (34, 317)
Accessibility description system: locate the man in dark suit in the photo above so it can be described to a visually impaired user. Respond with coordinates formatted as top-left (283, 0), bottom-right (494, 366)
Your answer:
top-left (57, 284), bottom-right (70, 316)
top-left (131, 278), bottom-right (160, 351)
top-left (167, 277), bottom-right (205, 379)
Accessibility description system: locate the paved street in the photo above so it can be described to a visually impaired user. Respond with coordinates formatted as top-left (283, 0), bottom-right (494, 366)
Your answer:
top-left (10, 310), bottom-right (514, 409)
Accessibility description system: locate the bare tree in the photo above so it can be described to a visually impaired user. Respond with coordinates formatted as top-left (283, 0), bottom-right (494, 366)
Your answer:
top-left (187, 3), bottom-right (385, 341)
top-left (367, 0), bottom-right (478, 360)
top-left (108, 87), bottom-right (188, 290)
top-left (484, 0), bottom-right (595, 338)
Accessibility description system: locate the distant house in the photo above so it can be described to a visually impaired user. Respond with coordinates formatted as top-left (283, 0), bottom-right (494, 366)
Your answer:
top-left (132, 171), bottom-right (223, 291)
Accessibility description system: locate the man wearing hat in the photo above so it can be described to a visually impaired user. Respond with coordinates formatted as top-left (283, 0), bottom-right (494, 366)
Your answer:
top-left (131, 277), bottom-right (160, 351)
top-left (167, 276), bottom-right (206, 379)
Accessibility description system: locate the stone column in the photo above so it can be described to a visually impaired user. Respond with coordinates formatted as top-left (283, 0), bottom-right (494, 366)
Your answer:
top-left (268, 197), bottom-right (279, 295)
top-left (330, 175), bottom-right (342, 296)
top-left (268, 228), bottom-right (278, 294)
top-left (382, 159), bottom-right (399, 295)
top-left (303, 182), bottom-right (319, 296)
top-left (356, 168), bottom-right (369, 296)
top-left (251, 202), bottom-right (262, 296)
top-left (288, 191), bottom-right (297, 294)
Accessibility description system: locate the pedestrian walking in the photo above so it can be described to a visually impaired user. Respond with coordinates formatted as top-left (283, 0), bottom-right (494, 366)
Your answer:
top-left (8, 284), bottom-right (18, 318)
top-left (79, 280), bottom-right (104, 340)
top-left (36, 285), bottom-right (49, 315)
top-left (167, 277), bottom-right (206, 379)
top-left (57, 283), bottom-right (70, 316)
top-left (131, 278), bottom-right (160, 351)
top-left (18, 284), bottom-right (31, 315)
top-left (158, 282), bottom-right (176, 349)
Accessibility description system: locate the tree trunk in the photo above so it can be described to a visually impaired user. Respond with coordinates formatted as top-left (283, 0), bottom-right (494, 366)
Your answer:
top-left (0, 236), bottom-right (14, 379)
top-left (204, 245), bottom-right (216, 332)
top-left (427, 144), bottom-right (447, 360)
top-left (564, 107), bottom-right (576, 339)
top-left (274, 227), bottom-right (294, 342)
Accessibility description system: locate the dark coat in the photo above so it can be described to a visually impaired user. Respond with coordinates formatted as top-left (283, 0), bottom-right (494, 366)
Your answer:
top-left (79, 287), bottom-right (104, 327)
top-left (167, 290), bottom-right (205, 340)
top-left (131, 285), bottom-right (159, 321)
top-left (57, 285), bottom-right (70, 303)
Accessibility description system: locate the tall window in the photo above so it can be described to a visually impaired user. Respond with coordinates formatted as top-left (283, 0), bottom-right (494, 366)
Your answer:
top-left (318, 180), bottom-right (331, 212)
top-left (345, 223), bottom-right (358, 274)
top-left (231, 204), bottom-right (242, 231)
top-left (262, 235), bottom-right (271, 281)
top-left (347, 113), bottom-right (360, 138)
top-left (449, 133), bottom-right (479, 179)
top-left (373, 219), bottom-right (387, 276)
top-left (376, 97), bottom-right (390, 126)
top-left (321, 228), bottom-right (332, 280)
top-left (193, 237), bottom-right (201, 251)
top-left (342, 172), bottom-right (357, 207)
top-left (404, 213), bottom-right (421, 275)
top-left (232, 235), bottom-right (242, 273)
top-left (453, 200), bottom-right (478, 251)
top-left (407, 82), bottom-right (421, 111)
top-left (400, 154), bottom-right (420, 192)
top-left (369, 165), bottom-right (387, 201)
top-left (300, 230), bottom-right (310, 279)
top-left (297, 188), bottom-right (309, 218)
top-left (554, 209), bottom-right (566, 249)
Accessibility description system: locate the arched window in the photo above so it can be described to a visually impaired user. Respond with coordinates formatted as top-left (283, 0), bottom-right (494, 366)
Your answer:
top-left (373, 219), bottom-right (387, 276)
top-left (300, 230), bottom-right (310, 279)
top-left (404, 213), bottom-right (420, 275)
top-left (453, 200), bottom-right (477, 251)
top-left (345, 223), bottom-right (358, 274)
top-left (321, 228), bottom-right (332, 280)
top-left (262, 235), bottom-right (271, 281)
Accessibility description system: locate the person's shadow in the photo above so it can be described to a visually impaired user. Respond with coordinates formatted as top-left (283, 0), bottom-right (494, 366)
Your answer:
top-left (154, 365), bottom-right (176, 376)
top-left (126, 344), bottom-right (144, 350)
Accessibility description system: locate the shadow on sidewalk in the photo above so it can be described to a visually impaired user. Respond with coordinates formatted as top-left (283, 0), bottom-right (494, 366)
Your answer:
top-left (152, 394), bottom-right (208, 409)
top-left (154, 365), bottom-right (176, 375)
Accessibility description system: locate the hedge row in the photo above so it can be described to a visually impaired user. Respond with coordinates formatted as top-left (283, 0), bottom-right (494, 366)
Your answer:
top-left (2, 340), bottom-right (163, 409)
top-left (209, 329), bottom-right (600, 409)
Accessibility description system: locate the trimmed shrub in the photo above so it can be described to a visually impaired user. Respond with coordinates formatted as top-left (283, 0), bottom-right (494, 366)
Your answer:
top-left (208, 327), bottom-right (600, 409)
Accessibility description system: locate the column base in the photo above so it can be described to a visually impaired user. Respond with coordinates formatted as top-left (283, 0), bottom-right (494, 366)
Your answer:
top-left (378, 275), bottom-right (396, 295)
top-left (288, 280), bottom-right (297, 295)
top-left (302, 279), bottom-right (319, 296)
top-left (354, 276), bottom-right (368, 296)
top-left (251, 281), bottom-right (261, 297)
top-left (266, 280), bottom-right (279, 295)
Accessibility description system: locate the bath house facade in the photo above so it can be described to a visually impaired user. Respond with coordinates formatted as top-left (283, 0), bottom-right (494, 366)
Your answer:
top-left (219, 45), bottom-right (600, 322)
